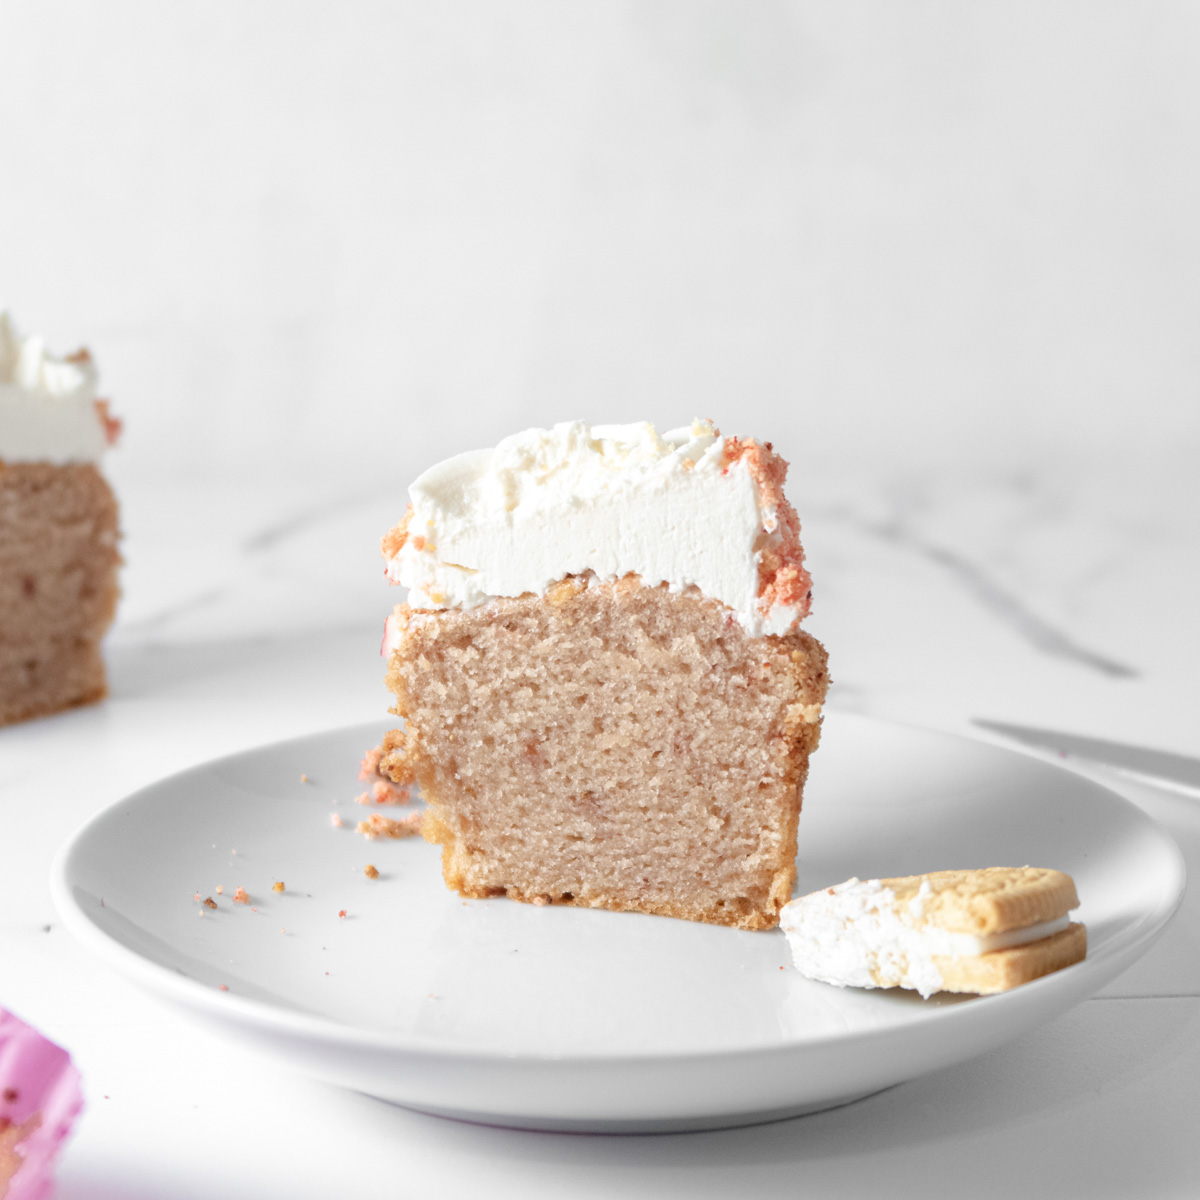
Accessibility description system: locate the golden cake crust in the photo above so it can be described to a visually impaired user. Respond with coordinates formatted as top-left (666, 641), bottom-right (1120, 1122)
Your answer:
top-left (382, 574), bottom-right (829, 930)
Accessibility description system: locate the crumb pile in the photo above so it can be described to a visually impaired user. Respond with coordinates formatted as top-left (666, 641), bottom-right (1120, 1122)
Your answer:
top-left (356, 745), bottom-right (411, 806)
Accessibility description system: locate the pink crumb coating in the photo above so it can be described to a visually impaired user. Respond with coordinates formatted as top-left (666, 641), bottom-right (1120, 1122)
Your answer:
top-left (721, 436), bottom-right (813, 622)
top-left (0, 1009), bottom-right (83, 1200)
top-left (92, 398), bottom-right (123, 447)
top-left (380, 608), bottom-right (407, 659)
top-left (59, 349), bottom-right (121, 450)
top-left (379, 504), bottom-right (413, 569)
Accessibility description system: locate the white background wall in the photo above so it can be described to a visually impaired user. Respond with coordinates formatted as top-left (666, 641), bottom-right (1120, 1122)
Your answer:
top-left (2, 0), bottom-right (1197, 493)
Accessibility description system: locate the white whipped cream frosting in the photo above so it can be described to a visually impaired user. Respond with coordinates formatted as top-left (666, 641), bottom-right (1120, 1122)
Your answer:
top-left (386, 419), bottom-right (802, 637)
top-left (780, 877), bottom-right (1073, 999)
top-left (0, 312), bottom-right (111, 463)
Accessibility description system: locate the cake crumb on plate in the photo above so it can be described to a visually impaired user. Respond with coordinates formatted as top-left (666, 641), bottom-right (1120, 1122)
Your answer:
top-left (357, 812), bottom-right (423, 840)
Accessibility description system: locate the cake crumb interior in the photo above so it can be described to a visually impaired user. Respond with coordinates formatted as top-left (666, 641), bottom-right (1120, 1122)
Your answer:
top-left (0, 462), bottom-right (119, 727)
top-left (383, 574), bottom-right (828, 930)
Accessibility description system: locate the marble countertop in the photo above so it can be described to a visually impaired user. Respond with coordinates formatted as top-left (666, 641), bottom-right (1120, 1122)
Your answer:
top-left (2, 457), bottom-right (1197, 1198)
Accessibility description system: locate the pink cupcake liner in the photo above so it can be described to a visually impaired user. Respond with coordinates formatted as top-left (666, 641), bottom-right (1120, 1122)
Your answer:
top-left (0, 1009), bottom-right (83, 1200)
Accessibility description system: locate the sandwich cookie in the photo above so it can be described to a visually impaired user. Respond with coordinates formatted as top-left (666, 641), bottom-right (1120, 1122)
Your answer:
top-left (780, 867), bottom-right (1086, 998)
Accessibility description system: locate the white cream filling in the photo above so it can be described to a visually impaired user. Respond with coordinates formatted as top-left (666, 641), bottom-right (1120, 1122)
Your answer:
top-left (780, 877), bottom-right (1076, 999)
top-left (0, 313), bottom-right (108, 463)
top-left (386, 419), bottom-right (800, 637)
top-left (923, 915), bottom-right (1070, 957)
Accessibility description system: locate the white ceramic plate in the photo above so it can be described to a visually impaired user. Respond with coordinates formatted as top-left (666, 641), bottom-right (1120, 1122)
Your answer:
top-left (51, 714), bottom-right (1184, 1133)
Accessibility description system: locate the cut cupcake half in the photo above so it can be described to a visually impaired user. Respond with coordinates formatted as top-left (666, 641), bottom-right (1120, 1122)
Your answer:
top-left (378, 420), bottom-right (829, 930)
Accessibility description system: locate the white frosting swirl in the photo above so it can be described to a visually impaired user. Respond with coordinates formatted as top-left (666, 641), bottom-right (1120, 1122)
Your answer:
top-left (386, 419), bottom-right (800, 638)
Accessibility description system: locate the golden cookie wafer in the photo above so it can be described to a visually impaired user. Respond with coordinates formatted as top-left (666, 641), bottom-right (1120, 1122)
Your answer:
top-left (883, 867), bottom-right (1080, 935)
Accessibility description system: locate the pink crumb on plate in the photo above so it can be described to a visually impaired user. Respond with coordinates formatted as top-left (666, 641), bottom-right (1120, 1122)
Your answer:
top-left (0, 1008), bottom-right (83, 1200)
top-left (358, 746), bottom-right (384, 781)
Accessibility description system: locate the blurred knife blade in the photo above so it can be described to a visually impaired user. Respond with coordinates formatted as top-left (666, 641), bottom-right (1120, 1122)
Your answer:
top-left (973, 718), bottom-right (1200, 798)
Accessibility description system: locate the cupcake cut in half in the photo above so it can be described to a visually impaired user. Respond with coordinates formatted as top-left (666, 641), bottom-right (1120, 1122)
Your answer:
top-left (377, 420), bottom-right (830, 930)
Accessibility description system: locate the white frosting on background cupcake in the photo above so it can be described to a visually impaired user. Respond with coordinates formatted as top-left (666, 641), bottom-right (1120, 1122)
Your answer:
top-left (0, 313), bottom-right (115, 463)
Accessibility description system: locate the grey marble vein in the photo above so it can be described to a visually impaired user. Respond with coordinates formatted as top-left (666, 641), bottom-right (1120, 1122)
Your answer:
top-left (831, 509), bottom-right (1139, 679)
top-left (241, 491), bottom-right (380, 553)
top-left (242, 504), bottom-right (335, 553)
